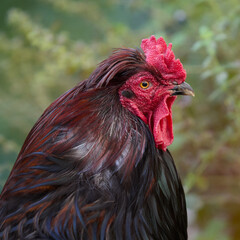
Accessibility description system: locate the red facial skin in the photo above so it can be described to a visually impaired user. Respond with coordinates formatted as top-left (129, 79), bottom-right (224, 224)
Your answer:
top-left (119, 35), bottom-right (187, 151)
top-left (119, 71), bottom-right (177, 151)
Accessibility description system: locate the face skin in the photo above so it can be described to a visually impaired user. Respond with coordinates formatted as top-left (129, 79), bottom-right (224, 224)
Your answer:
top-left (119, 71), bottom-right (177, 151)
top-left (118, 36), bottom-right (195, 151)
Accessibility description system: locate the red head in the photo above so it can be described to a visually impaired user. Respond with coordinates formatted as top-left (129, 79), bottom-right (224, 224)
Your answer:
top-left (119, 35), bottom-right (194, 150)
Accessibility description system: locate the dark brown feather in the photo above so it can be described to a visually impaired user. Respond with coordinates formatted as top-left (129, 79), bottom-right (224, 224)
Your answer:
top-left (0, 48), bottom-right (187, 240)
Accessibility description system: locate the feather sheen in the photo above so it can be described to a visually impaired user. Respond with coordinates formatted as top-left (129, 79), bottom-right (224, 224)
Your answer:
top-left (0, 48), bottom-right (187, 240)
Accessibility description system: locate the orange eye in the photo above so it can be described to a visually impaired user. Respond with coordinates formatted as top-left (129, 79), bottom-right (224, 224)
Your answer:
top-left (140, 81), bottom-right (150, 89)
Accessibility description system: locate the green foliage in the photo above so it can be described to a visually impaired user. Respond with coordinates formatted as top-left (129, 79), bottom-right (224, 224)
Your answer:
top-left (0, 0), bottom-right (240, 238)
top-left (196, 219), bottom-right (230, 240)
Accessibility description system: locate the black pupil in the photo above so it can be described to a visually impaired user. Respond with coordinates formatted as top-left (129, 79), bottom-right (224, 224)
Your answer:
top-left (142, 82), bottom-right (148, 87)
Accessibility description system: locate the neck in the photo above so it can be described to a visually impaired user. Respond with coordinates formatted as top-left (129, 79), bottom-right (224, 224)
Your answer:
top-left (0, 86), bottom-right (187, 239)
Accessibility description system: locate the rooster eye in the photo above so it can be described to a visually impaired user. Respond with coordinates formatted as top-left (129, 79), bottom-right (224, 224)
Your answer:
top-left (140, 81), bottom-right (150, 89)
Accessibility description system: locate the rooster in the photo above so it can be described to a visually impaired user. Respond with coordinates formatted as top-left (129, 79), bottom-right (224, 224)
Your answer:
top-left (0, 36), bottom-right (194, 240)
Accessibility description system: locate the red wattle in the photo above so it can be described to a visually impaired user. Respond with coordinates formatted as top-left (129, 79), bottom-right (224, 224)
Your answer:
top-left (147, 96), bottom-right (176, 151)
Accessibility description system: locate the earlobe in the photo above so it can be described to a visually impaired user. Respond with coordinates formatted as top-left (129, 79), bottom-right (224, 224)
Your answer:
top-left (121, 90), bottom-right (135, 99)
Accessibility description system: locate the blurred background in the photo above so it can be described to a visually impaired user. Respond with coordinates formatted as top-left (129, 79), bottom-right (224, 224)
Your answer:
top-left (0, 0), bottom-right (240, 239)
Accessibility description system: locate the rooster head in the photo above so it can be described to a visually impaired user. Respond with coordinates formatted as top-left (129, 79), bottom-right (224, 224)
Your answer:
top-left (119, 35), bottom-right (194, 150)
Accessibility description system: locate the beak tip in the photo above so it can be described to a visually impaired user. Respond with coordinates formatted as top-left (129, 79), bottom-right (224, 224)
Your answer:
top-left (185, 89), bottom-right (195, 97)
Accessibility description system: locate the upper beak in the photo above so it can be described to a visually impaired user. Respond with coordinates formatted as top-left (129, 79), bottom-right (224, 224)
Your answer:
top-left (170, 82), bottom-right (195, 97)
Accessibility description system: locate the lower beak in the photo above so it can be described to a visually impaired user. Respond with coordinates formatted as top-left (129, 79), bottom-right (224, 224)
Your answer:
top-left (171, 82), bottom-right (195, 97)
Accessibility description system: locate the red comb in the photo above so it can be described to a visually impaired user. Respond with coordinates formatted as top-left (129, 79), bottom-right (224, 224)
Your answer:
top-left (141, 35), bottom-right (186, 84)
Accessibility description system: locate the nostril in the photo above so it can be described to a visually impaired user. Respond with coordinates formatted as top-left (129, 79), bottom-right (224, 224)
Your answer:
top-left (171, 86), bottom-right (179, 91)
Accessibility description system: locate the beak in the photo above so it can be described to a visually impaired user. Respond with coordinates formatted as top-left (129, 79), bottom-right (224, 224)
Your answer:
top-left (170, 82), bottom-right (195, 97)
